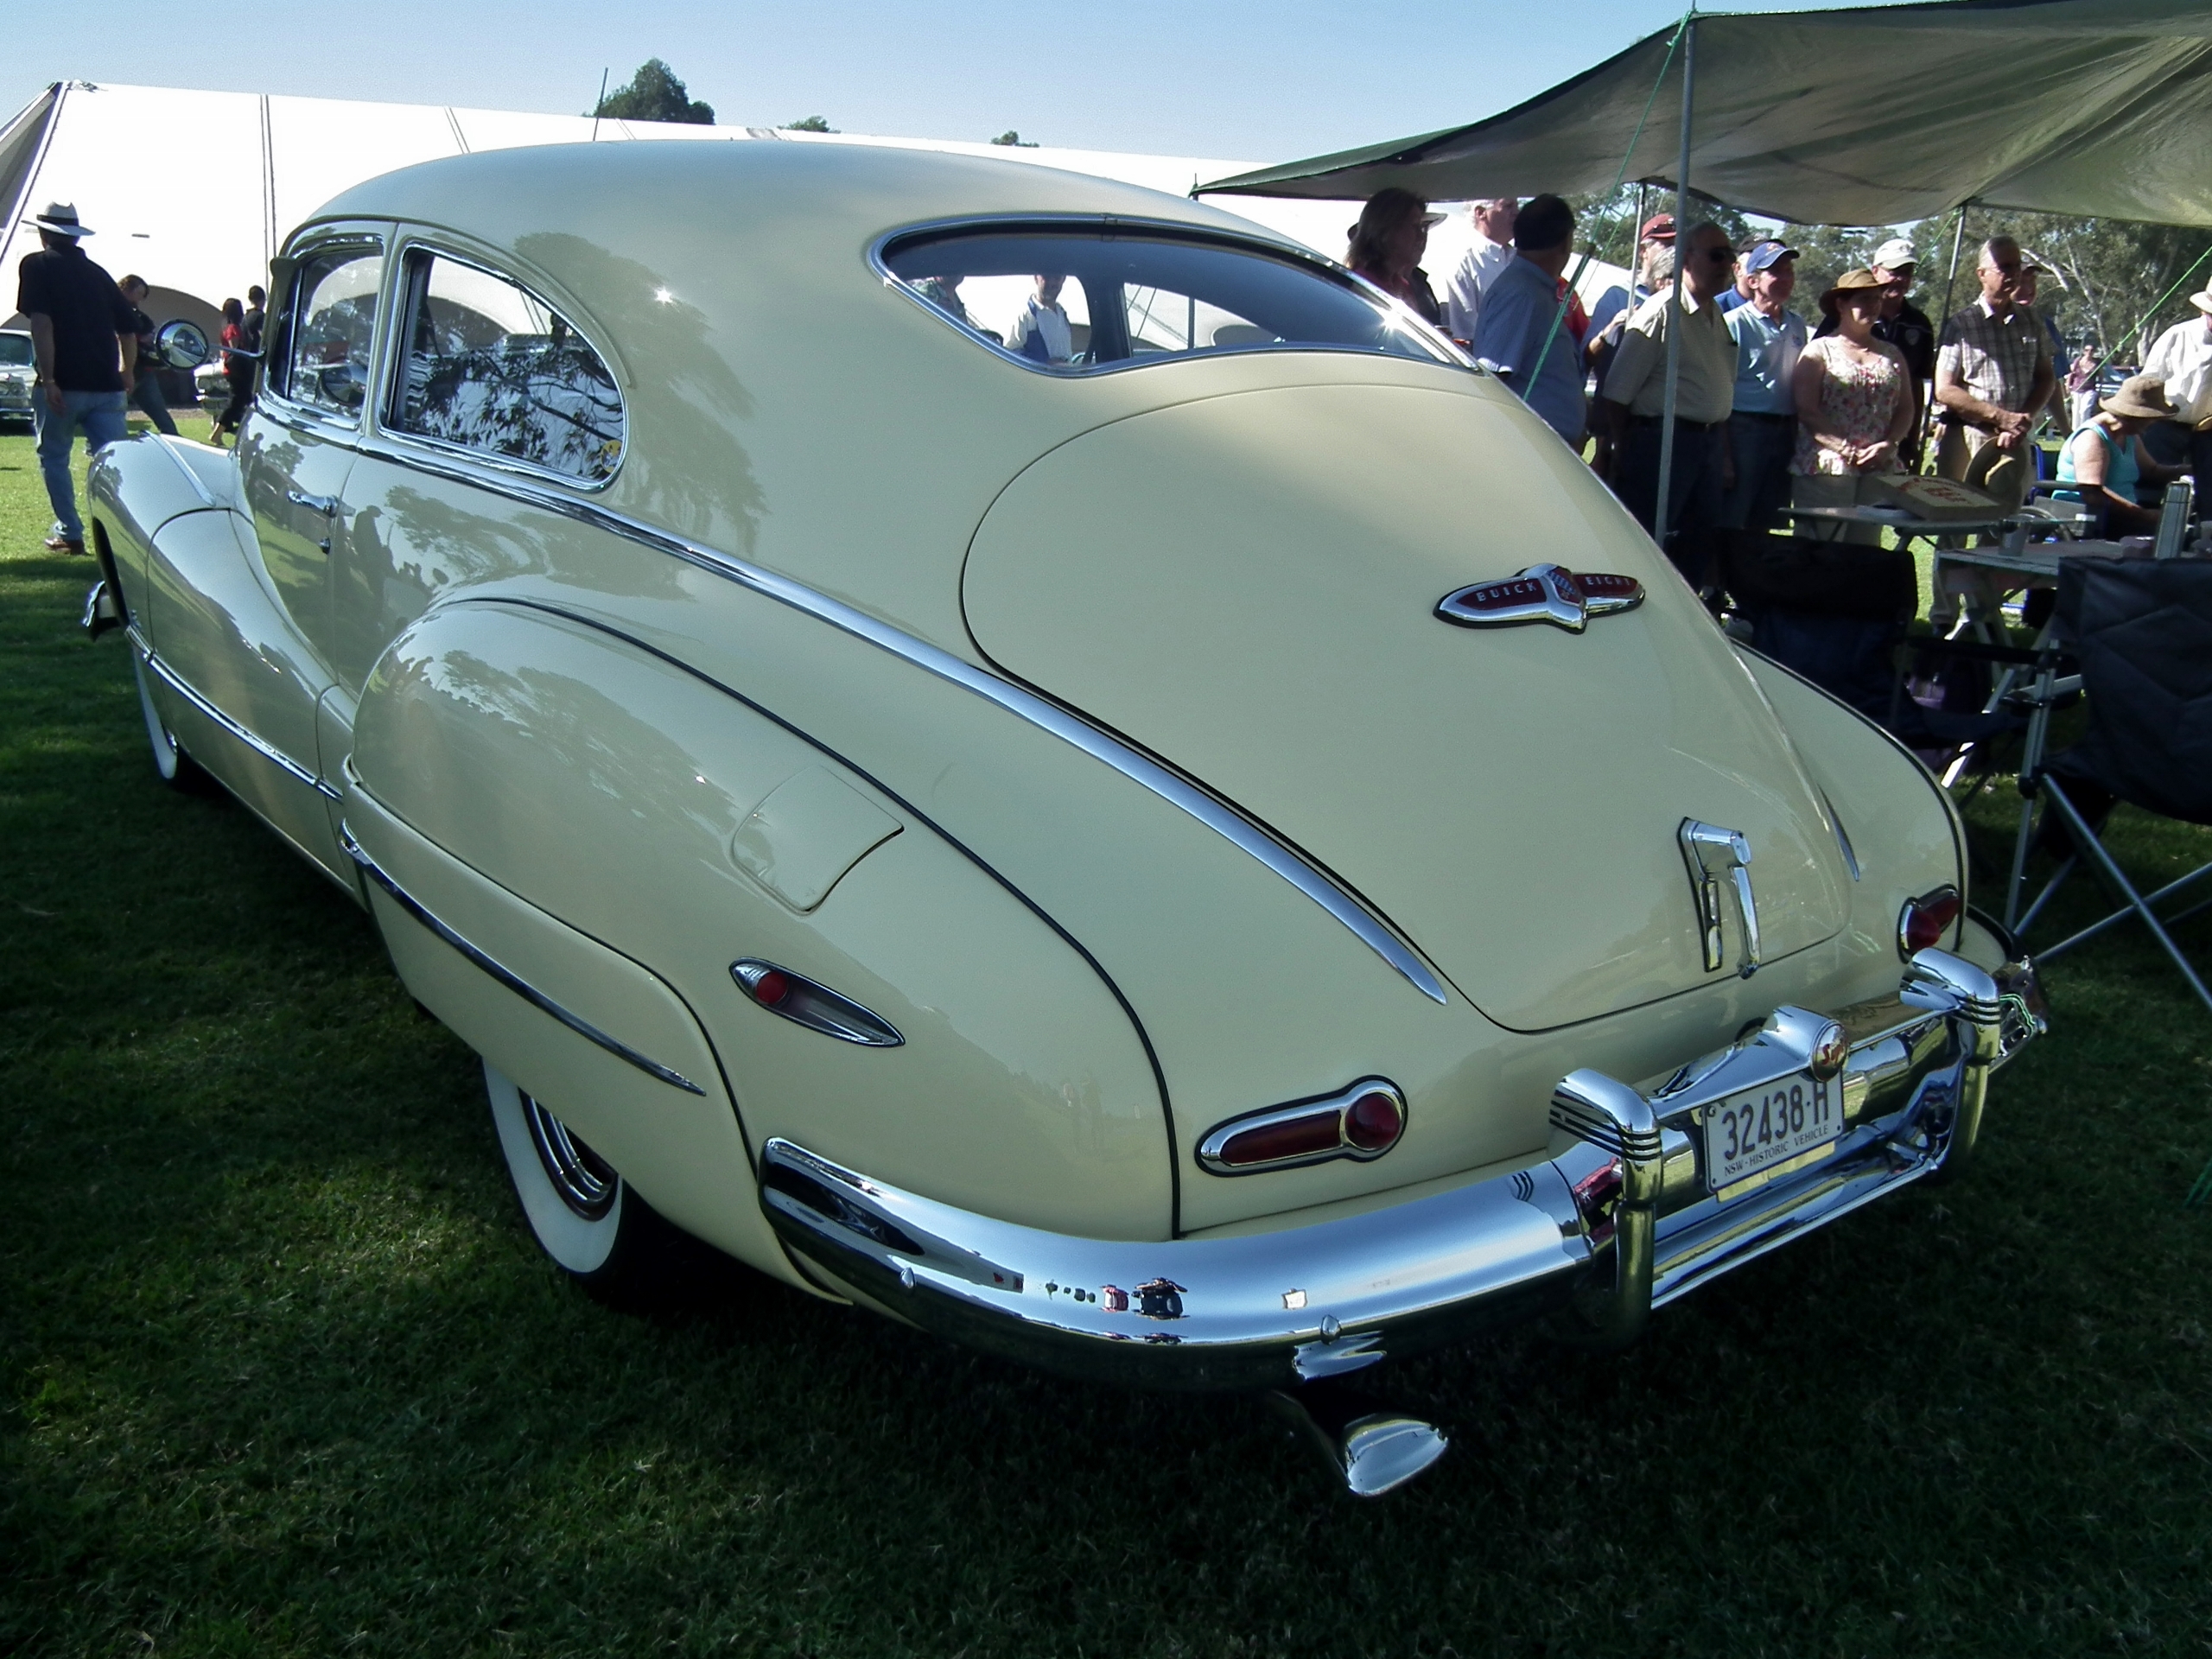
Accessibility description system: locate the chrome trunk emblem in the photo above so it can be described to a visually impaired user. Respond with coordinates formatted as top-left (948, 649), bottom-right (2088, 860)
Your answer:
top-left (1435, 563), bottom-right (1644, 632)
top-left (1679, 820), bottom-right (1762, 977)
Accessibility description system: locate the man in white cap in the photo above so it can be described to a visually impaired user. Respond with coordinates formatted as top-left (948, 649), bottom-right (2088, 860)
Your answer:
top-left (2140, 281), bottom-right (2212, 489)
top-left (16, 202), bottom-right (138, 555)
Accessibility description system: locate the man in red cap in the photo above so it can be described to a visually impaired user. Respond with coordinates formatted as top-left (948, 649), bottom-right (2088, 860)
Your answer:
top-left (1586, 214), bottom-right (1675, 475)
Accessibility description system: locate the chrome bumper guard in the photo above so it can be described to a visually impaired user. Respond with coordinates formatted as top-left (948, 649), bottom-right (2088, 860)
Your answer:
top-left (758, 948), bottom-right (2042, 1392)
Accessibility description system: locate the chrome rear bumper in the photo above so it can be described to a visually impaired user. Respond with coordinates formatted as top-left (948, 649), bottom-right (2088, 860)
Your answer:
top-left (759, 949), bottom-right (2041, 1391)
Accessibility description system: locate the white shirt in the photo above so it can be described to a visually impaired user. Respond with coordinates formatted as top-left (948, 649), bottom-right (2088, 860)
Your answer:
top-left (1006, 296), bottom-right (1074, 363)
top-left (2143, 315), bottom-right (2212, 424)
top-left (1441, 232), bottom-right (1515, 340)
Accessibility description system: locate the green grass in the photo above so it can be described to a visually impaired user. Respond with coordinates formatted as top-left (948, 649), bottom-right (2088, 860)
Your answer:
top-left (3, 416), bottom-right (2210, 1657)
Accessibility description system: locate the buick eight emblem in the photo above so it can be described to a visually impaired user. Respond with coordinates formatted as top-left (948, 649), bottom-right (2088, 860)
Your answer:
top-left (1434, 563), bottom-right (1644, 633)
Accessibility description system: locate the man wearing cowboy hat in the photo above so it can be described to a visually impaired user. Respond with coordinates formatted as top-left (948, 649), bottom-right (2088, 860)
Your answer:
top-left (2141, 281), bottom-right (2212, 491)
top-left (16, 201), bottom-right (138, 556)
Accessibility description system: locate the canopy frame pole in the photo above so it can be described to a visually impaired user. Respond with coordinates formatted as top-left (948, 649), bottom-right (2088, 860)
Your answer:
top-left (1918, 200), bottom-right (1972, 472)
top-left (1653, 10), bottom-right (1696, 563)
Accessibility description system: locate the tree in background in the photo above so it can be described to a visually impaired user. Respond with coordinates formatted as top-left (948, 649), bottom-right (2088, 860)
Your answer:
top-left (590, 60), bottom-right (714, 125)
top-left (784, 116), bottom-right (835, 132)
top-left (1904, 212), bottom-right (2209, 363)
top-left (1780, 224), bottom-right (1878, 322)
top-left (990, 131), bottom-right (1039, 148)
top-left (1565, 190), bottom-right (2209, 363)
top-left (1569, 184), bottom-right (1749, 275)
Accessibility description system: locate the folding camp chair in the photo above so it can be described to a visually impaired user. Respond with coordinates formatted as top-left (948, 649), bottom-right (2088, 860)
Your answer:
top-left (2005, 558), bottom-right (2212, 1013)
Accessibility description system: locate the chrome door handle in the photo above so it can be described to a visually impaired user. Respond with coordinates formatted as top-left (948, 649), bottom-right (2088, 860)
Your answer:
top-left (287, 490), bottom-right (339, 516)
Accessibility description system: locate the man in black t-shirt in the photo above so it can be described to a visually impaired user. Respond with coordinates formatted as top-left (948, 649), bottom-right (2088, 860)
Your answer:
top-left (16, 201), bottom-right (137, 554)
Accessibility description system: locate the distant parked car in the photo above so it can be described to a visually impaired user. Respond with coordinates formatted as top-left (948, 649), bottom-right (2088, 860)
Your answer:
top-left (83, 141), bottom-right (2045, 1497)
top-left (193, 357), bottom-right (230, 406)
top-left (0, 328), bottom-right (35, 427)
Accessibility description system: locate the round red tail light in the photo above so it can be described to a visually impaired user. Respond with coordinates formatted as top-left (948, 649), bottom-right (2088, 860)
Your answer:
top-left (749, 968), bottom-right (790, 1007)
top-left (1344, 1090), bottom-right (1405, 1151)
top-left (1898, 886), bottom-right (1963, 957)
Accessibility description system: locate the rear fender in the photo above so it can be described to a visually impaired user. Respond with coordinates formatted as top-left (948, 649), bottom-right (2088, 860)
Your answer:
top-left (1734, 646), bottom-right (1965, 976)
top-left (349, 597), bottom-right (1174, 1246)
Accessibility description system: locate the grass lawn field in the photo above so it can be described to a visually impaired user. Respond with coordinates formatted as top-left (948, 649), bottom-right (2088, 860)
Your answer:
top-left (3, 413), bottom-right (2209, 1656)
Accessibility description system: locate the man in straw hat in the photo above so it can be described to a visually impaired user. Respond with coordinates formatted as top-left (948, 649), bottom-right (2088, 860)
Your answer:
top-left (1933, 235), bottom-right (2056, 516)
top-left (2141, 280), bottom-right (2212, 491)
top-left (15, 201), bottom-right (138, 556)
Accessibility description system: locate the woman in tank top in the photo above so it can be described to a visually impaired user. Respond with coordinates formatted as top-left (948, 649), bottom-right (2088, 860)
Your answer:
top-left (1789, 268), bottom-right (1916, 544)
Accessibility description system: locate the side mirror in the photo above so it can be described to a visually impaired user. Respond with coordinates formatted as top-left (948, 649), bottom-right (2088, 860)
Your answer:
top-left (154, 319), bottom-right (211, 370)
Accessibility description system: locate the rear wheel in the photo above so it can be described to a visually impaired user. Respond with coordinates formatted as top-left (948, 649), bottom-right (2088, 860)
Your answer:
top-left (485, 1061), bottom-right (685, 1301)
top-left (132, 654), bottom-right (213, 791)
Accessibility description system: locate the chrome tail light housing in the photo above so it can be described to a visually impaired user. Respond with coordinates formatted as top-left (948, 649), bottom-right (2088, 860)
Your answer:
top-left (1198, 1079), bottom-right (1407, 1175)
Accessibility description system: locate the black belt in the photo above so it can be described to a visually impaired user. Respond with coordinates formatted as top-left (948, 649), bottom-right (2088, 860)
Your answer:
top-left (1733, 410), bottom-right (1796, 424)
top-left (1630, 415), bottom-right (1724, 433)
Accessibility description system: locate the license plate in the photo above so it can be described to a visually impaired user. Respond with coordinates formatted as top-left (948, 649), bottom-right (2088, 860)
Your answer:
top-left (1702, 1072), bottom-right (1838, 1191)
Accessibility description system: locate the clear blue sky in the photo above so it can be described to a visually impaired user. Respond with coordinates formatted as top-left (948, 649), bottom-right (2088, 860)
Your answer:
top-left (13, 0), bottom-right (1877, 164)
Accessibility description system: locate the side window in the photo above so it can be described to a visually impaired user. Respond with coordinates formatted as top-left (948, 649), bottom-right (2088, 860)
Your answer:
top-left (1122, 285), bottom-right (1273, 356)
top-left (283, 249), bottom-right (383, 417)
top-left (393, 253), bottom-right (625, 484)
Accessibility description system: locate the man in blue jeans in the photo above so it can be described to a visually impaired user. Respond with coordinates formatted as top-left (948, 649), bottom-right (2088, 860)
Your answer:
top-left (16, 202), bottom-right (137, 556)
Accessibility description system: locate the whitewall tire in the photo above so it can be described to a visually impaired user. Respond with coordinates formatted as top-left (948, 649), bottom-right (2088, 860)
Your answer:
top-left (132, 654), bottom-right (210, 791)
top-left (486, 1061), bottom-right (632, 1277)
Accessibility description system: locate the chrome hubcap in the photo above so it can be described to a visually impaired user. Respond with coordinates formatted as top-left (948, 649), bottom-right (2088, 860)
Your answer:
top-left (521, 1093), bottom-right (619, 1220)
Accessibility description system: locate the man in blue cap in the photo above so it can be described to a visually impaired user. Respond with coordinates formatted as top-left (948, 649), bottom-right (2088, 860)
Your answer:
top-left (16, 201), bottom-right (137, 556)
top-left (1719, 240), bottom-right (1804, 531)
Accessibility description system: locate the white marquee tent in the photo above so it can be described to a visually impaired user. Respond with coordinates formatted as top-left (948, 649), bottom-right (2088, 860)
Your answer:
top-left (0, 79), bottom-right (1629, 347)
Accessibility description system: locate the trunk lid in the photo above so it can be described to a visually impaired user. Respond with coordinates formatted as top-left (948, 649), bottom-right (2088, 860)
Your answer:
top-left (961, 380), bottom-right (1850, 1029)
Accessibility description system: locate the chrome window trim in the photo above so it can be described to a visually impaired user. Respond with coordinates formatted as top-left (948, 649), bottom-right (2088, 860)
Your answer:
top-left (867, 213), bottom-right (1470, 379)
top-left (343, 438), bottom-right (1448, 1003)
top-left (130, 627), bottom-right (340, 799)
top-left (338, 826), bottom-right (706, 1096)
top-left (372, 238), bottom-right (627, 494)
top-left (257, 234), bottom-right (389, 432)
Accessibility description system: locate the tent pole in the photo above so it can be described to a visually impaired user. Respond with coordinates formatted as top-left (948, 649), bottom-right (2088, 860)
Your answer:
top-left (1654, 10), bottom-right (1696, 563)
top-left (1920, 201), bottom-right (1971, 471)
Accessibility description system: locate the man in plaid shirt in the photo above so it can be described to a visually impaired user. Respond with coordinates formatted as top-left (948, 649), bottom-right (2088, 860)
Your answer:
top-left (1933, 236), bottom-right (2055, 514)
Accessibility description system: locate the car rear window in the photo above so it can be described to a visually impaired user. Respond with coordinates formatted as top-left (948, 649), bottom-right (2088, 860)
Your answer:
top-left (881, 226), bottom-right (1454, 373)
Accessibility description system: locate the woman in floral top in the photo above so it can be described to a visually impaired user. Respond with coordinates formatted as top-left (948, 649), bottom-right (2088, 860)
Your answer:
top-left (1790, 268), bottom-right (1916, 543)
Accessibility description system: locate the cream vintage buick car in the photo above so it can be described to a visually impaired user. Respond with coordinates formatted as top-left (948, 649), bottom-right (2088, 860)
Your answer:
top-left (83, 141), bottom-right (2042, 1496)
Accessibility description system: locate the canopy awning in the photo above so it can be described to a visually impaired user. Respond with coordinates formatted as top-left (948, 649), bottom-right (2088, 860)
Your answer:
top-left (1200, 0), bottom-right (2212, 227)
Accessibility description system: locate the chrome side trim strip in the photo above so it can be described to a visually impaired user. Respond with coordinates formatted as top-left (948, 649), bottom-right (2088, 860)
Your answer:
top-left (130, 630), bottom-right (339, 798)
top-left (339, 826), bottom-right (707, 1096)
top-left (348, 444), bottom-right (1450, 1003)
